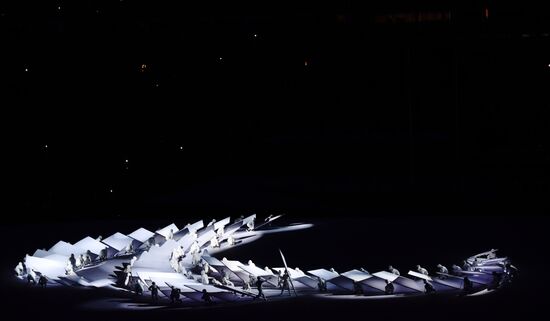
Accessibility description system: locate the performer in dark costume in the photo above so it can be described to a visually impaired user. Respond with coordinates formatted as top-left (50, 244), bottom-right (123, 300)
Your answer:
top-left (148, 282), bottom-right (160, 302)
top-left (256, 276), bottom-right (266, 300)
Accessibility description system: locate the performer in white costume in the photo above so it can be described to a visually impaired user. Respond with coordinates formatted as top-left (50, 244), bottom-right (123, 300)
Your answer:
top-left (210, 236), bottom-right (219, 248)
top-left (15, 262), bottom-right (24, 276)
top-left (388, 265), bottom-right (400, 276)
top-left (65, 261), bottom-right (74, 275)
top-left (416, 265), bottom-right (429, 275)
top-left (201, 270), bottom-right (209, 285)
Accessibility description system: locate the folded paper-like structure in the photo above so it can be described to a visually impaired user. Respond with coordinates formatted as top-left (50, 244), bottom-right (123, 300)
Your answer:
top-left (14, 219), bottom-right (513, 309)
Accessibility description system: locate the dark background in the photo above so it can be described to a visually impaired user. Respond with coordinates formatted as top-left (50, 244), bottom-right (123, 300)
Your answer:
top-left (1, 0), bottom-right (549, 319)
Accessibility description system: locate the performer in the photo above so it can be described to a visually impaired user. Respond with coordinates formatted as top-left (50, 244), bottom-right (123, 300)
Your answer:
top-left (148, 282), bottom-right (160, 302)
top-left (436, 264), bottom-right (448, 274)
top-left (69, 254), bottom-right (77, 271)
top-left (65, 261), bottom-right (74, 275)
top-left (27, 271), bottom-right (36, 285)
top-left (246, 217), bottom-right (255, 231)
top-left (388, 265), bottom-right (400, 276)
top-left (84, 251), bottom-right (93, 266)
top-left (99, 248), bottom-right (108, 261)
top-left (317, 277), bottom-right (327, 292)
top-left (222, 274), bottom-right (234, 287)
top-left (385, 280), bottom-right (394, 295)
top-left (134, 281), bottom-right (143, 295)
top-left (201, 270), bottom-right (210, 285)
top-left (14, 262), bottom-right (24, 276)
top-left (424, 279), bottom-right (436, 294)
top-left (169, 286), bottom-right (182, 304)
top-left (243, 279), bottom-right (251, 291)
top-left (192, 248), bottom-right (201, 266)
top-left (279, 271), bottom-right (291, 296)
top-left (210, 236), bottom-right (220, 248)
top-left (201, 289), bottom-right (213, 304)
top-left (78, 254), bottom-right (85, 268)
top-left (451, 264), bottom-right (463, 275)
top-left (38, 275), bottom-right (48, 288)
top-left (416, 265), bottom-right (429, 276)
top-left (216, 226), bottom-right (224, 238)
top-left (255, 276), bottom-right (266, 300)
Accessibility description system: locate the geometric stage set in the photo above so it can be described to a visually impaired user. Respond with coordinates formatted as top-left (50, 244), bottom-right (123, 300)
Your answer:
top-left (14, 215), bottom-right (518, 309)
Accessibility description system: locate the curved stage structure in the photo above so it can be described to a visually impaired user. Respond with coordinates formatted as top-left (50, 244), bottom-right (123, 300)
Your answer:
top-left (13, 215), bottom-right (517, 309)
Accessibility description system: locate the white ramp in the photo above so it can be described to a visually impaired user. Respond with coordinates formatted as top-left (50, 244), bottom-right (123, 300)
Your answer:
top-left (328, 270), bottom-right (372, 292)
top-left (133, 239), bottom-right (179, 271)
top-left (101, 232), bottom-right (138, 252)
top-left (74, 236), bottom-right (108, 255)
top-left (214, 217), bottom-right (231, 231)
top-left (25, 255), bottom-right (67, 280)
top-left (343, 269), bottom-right (372, 282)
top-left (196, 225), bottom-right (216, 248)
top-left (408, 270), bottom-right (433, 281)
top-left (48, 241), bottom-right (82, 257)
top-left (202, 255), bottom-right (225, 267)
top-left (372, 271), bottom-right (399, 282)
top-left (128, 228), bottom-right (155, 243)
top-left (307, 268), bottom-right (339, 281)
top-left (239, 264), bottom-right (274, 278)
top-left (156, 223), bottom-right (179, 239)
top-left (186, 220), bottom-right (205, 233)
top-left (242, 214), bottom-right (256, 228)
top-left (273, 267), bottom-right (306, 279)
top-left (32, 249), bottom-right (50, 258)
top-left (220, 220), bottom-right (245, 241)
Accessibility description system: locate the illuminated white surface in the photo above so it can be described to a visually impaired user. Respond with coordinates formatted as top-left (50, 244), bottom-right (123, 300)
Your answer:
top-left (48, 241), bottom-right (81, 257)
top-left (372, 271), bottom-right (399, 282)
top-left (128, 228), bottom-right (155, 243)
top-left (74, 236), bottom-right (108, 255)
top-left (156, 223), bottom-right (179, 239)
top-left (101, 232), bottom-right (136, 251)
top-left (15, 219), bottom-right (512, 309)
top-left (308, 268), bottom-right (339, 281)
top-left (408, 270), bottom-right (433, 281)
top-left (342, 269), bottom-right (372, 282)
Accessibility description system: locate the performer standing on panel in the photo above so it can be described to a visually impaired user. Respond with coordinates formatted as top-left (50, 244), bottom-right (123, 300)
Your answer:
top-left (279, 271), bottom-right (291, 296)
top-left (388, 265), bottom-right (400, 276)
top-left (436, 264), bottom-right (448, 274)
top-left (169, 285), bottom-right (182, 304)
top-left (69, 254), bottom-right (77, 271)
top-left (134, 281), bottom-right (143, 295)
top-left (385, 280), bottom-right (394, 295)
top-left (255, 276), bottom-right (266, 300)
top-left (317, 277), bottom-right (327, 292)
top-left (424, 279), bottom-right (436, 294)
top-left (38, 274), bottom-right (48, 288)
top-left (202, 289), bottom-right (213, 305)
top-left (15, 262), bottom-right (24, 276)
top-left (148, 282), bottom-right (160, 302)
top-left (416, 265), bottom-right (429, 276)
